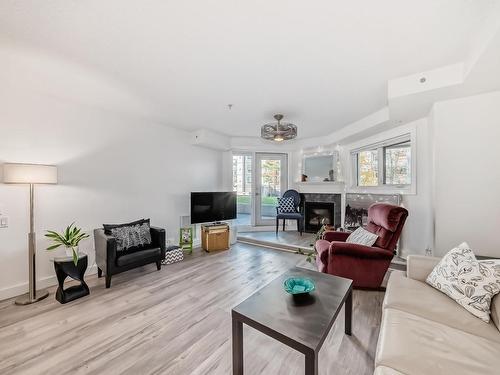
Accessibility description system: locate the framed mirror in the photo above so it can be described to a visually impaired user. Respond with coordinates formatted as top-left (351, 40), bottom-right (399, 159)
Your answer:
top-left (302, 152), bottom-right (339, 182)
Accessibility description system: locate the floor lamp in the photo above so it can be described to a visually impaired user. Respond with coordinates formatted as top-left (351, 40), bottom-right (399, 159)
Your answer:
top-left (3, 163), bottom-right (58, 305)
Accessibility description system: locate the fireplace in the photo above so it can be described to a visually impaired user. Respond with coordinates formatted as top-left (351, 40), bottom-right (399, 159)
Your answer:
top-left (304, 202), bottom-right (335, 232)
top-left (300, 193), bottom-right (342, 233)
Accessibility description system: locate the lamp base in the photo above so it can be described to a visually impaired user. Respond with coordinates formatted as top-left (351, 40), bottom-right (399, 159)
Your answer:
top-left (14, 289), bottom-right (49, 305)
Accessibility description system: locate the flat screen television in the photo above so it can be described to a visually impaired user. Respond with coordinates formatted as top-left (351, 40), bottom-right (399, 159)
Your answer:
top-left (190, 192), bottom-right (237, 224)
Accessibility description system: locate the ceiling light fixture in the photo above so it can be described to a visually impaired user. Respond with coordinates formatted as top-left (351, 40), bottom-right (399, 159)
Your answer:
top-left (261, 114), bottom-right (297, 142)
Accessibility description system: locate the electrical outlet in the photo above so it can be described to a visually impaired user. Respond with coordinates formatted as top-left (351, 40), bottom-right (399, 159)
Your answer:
top-left (0, 216), bottom-right (8, 228)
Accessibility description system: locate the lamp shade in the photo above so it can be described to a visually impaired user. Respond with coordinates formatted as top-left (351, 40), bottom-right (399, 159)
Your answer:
top-left (3, 163), bottom-right (58, 184)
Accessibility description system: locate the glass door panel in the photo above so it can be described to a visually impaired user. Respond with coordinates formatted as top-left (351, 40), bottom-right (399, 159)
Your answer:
top-left (255, 153), bottom-right (288, 226)
top-left (232, 153), bottom-right (253, 226)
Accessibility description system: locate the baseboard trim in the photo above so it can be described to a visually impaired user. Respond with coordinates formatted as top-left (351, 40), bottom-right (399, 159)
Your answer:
top-left (237, 238), bottom-right (298, 254)
top-left (236, 225), bottom-right (291, 232)
top-left (0, 265), bottom-right (98, 302)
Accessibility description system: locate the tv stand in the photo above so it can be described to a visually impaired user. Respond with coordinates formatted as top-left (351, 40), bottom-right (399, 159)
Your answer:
top-left (203, 221), bottom-right (228, 227)
top-left (201, 223), bottom-right (230, 252)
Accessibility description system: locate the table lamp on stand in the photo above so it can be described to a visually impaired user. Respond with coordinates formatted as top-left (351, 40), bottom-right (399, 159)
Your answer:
top-left (3, 163), bottom-right (58, 305)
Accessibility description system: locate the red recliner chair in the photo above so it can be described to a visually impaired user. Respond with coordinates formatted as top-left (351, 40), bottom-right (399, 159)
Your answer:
top-left (315, 203), bottom-right (408, 289)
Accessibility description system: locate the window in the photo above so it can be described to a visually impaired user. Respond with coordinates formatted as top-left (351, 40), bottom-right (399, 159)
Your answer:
top-left (357, 150), bottom-right (378, 187)
top-left (384, 142), bottom-right (411, 185)
top-left (352, 134), bottom-right (412, 189)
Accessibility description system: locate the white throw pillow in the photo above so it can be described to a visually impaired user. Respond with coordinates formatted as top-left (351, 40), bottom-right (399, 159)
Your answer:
top-left (346, 227), bottom-right (378, 247)
top-left (426, 242), bottom-right (500, 323)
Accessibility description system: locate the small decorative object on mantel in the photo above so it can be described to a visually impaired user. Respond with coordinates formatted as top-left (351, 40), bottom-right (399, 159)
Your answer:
top-left (329, 169), bottom-right (334, 181)
top-left (162, 245), bottom-right (184, 265)
top-left (179, 227), bottom-right (193, 253)
top-left (45, 222), bottom-right (89, 265)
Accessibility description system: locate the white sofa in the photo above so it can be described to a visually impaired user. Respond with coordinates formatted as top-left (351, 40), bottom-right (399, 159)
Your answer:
top-left (375, 255), bottom-right (500, 375)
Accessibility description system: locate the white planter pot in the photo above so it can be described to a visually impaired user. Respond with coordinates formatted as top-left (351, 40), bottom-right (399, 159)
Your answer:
top-left (65, 246), bottom-right (78, 257)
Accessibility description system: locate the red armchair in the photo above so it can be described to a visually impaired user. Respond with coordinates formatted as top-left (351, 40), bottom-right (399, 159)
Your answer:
top-left (315, 203), bottom-right (408, 289)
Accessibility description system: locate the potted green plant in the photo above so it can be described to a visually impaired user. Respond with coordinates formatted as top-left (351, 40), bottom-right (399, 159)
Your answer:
top-left (45, 223), bottom-right (89, 265)
top-left (295, 223), bottom-right (331, 263)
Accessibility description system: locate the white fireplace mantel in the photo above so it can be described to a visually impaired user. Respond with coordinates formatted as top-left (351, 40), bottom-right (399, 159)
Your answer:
top-left (293, 181), bottom-right (345, 194)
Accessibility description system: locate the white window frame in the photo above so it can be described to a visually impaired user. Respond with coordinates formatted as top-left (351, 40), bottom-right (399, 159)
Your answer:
top-left (347, 126), bottom-right (417, 195)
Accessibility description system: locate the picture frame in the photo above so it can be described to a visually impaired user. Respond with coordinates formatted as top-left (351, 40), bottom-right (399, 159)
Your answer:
top-left (344, 193), bottom-right (401, 231)
top-left (179, 227), bottom-right (193, 253)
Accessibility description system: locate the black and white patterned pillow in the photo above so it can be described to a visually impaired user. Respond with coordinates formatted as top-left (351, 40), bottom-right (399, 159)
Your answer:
top-left (426, 242), bottom-right (500, 322)
top-left (103, 218), bottom-right (147, 235)
top-left (111, 222), bottom-right (152, 251)
top-left (162, 246), bottom-right (184, 265)
top-left (278, 197), bottom-right (296, 213)
top-left (133, 222), bottom-right (152, 246)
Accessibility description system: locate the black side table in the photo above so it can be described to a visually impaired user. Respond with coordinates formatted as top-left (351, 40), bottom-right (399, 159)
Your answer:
top-left (52, 253), bottom-right (90, 304)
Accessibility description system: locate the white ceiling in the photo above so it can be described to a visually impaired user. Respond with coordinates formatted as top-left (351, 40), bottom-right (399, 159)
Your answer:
top-left (0, 0), bottom-right (497, 138)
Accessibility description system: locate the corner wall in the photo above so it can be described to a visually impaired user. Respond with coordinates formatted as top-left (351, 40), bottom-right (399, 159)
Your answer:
top-left (432, 90), bottom-right (500, 257)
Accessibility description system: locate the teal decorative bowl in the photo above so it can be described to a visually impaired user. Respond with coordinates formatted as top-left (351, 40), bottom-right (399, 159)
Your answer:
top-left (283, 277), bottom-right (315, 295)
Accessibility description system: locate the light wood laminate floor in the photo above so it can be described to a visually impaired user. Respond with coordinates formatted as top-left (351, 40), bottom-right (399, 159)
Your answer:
top-left (238, 231), bottom-right (407, 271)
top-left (238, 230), bottom-right (317, 251)
top-left (0, 243), bottom-right (383, 375)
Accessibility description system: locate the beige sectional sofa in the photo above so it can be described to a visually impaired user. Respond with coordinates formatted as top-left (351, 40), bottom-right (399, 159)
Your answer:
top-left (375, 255), bottom-right (500, 375)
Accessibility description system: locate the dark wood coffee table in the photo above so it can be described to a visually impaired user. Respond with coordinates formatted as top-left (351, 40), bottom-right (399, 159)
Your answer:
top-left (231, 267), bottom-right (353, 375)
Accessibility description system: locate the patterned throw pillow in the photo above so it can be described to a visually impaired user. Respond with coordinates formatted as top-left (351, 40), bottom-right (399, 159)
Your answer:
top-left (426, 242), bottom-right (500, 322)
top-left (103, 218), bottom-right (148, 235)
top-left (346, 227), bottom-right (378, 246)
top-left (110, 222), bottom-right (152, 252)
top-left (278, 197), bottom-right (296, 213)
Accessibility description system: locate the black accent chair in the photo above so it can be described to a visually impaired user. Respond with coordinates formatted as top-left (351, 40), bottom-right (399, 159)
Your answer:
top-left (94, 226), bottom-right (166, 288)
top-left (275, 189), bottom-right (304, 235)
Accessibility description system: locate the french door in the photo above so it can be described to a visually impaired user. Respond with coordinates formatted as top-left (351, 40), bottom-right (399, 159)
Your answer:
top-left (255, 153), bottom-right (288, 226)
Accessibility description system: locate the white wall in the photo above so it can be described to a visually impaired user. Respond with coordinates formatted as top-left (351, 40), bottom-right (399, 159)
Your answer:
top-left (0, 46), bottom-right (222, 300)
top-left (399, 119), bottom-right (433, 256)
top-left (432, 91), bottom-right (500, 257)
